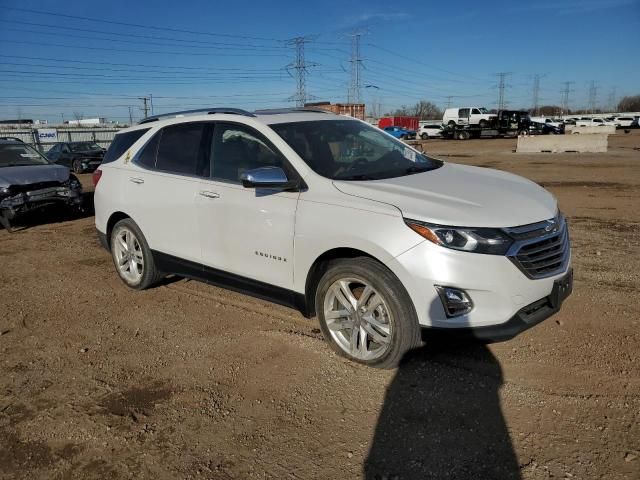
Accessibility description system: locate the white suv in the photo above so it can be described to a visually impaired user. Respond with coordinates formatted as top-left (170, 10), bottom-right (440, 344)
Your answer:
top-left (94, 107), bottom-right (572, 368)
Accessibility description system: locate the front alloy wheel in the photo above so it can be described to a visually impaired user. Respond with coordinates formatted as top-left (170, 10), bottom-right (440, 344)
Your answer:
top-left (316, 257), bottom-right (421, 368)
top-left (324, 277), bottom-right (393, 361)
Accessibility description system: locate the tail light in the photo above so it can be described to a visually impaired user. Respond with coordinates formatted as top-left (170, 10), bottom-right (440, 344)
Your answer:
top-left (92, 169), bottom-right (102, 187)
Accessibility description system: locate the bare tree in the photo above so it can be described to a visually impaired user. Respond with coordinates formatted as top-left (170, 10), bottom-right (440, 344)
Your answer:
top-left (73, 111), bottom-right (84, 122)
top-left (387, 100), bottom-right (443, 120)
top-left (617, 95), bottom-right (640, 112)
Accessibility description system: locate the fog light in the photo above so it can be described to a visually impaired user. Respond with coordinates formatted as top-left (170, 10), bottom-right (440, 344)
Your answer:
top-left (435, 286), bottom-right (474, 318)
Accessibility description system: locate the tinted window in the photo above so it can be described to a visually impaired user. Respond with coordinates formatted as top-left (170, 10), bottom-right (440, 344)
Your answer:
top-left (472, 108), bottom-right (481, 114)
top-left (459, 108), bottom-right (470, 117)
top-left (136, 131), bottom-right (161, 169)
top-left (103, 128), bottom-right (149, 164)
top-left (156, 123), bottom-right (208, 176)
top-left (212, 123), bottom-right (288, 183)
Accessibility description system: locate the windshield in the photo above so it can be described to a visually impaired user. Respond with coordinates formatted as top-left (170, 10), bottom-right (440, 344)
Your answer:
top-left (0, 143), bottom-right (50, 167)
top-left (478, 107), bottom-right (489, 114)
top-left (69, 142), bottom-right (102, 152)
top-left (271, 120), bottom-right (442, 181)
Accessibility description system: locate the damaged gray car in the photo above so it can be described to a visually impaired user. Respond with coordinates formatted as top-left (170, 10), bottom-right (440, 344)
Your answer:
top-left (0, 138), bottom-right (83, 232)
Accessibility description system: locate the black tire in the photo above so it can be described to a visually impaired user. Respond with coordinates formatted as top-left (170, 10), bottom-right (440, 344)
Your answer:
top-left (447, 121), bottom-right (457, 129)
top-left (110, 218), bottom-right (163, 290)
top-left (457, 131), bottom-right (470, 140)
top-left (72, 159), bottom-right (83, 174)
top-left (315, 257), bottom-right (421, 369)
top-left (479, 119), bottom-right (488, 128)
top-left (421, 133), bottom-right (429, 140)
top-left (399, 134), bottom-right (406, 140)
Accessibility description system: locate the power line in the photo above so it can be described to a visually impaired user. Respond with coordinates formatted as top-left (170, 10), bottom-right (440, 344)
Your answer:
top-left (607, 86), bottom-right (617, 111)
top-left (2, 40), bottom-right (288, 58)
top-left (0, 19), bottom-right (288, 50)
top-left (285, 36), bottom-right (318, 107)
top-left (3, 6), bottom-right (282, 42)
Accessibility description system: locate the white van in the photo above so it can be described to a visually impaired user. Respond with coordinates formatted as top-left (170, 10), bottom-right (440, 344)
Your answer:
top-left (443, 107), bottom-right (496, 128)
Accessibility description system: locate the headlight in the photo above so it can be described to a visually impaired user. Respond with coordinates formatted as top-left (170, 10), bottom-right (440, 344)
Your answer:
top-left (405, 219), bottom-right (513, 255)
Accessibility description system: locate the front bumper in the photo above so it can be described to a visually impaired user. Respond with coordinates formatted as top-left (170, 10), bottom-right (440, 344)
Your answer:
top-left (423, 269), bottom-right (572, 342)
top-left (386, 238), bottom-right (572, 332)
top-left (0, 185), bottom-right (82, 220)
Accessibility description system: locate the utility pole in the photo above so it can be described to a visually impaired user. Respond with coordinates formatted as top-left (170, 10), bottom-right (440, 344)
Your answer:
top-left (445, 96), bottom-right (454, 108)
top-left (348, 31), bottom-right (365, 104)
top-left (494, 72), bottom-right (511, 110)
top-left (587, 81), bottom-right (599, 114)
top-left (286, 36), bottom-right (317, 107)
top-left (60, 113), bottom-right (64, 124)
top-left (128, 106), bottom-right (134, 125)
top-left (138, 96), bottom-right (150, 118)
top-left (532, 74), bottom-right (545, 116)
top-left (560, 81), bottom-right (575, 116)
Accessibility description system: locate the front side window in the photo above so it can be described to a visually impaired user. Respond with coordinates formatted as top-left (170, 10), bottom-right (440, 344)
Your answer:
top-left (472, 108), bottom-right (481, 114)
top-left (0, 143), bottom-right (50, 167)
top-left (211, 123), bottom-right (289, 183)
top-left (478, 107), bottom-right (489, 114)
top-left (271, 120), bottom-right (442, 181)
top-left (155, 123), bottom-right (209, 176)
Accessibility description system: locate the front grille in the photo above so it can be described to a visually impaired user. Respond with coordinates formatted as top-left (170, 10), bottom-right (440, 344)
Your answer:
top-left (506, 215), bottom-right (570, 279)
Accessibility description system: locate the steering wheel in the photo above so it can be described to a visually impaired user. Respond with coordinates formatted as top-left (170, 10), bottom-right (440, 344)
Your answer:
top-left (345, 157), bottom-right (369, 172)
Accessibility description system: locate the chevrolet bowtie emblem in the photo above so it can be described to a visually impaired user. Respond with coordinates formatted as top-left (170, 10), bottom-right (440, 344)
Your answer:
top-left (545, 219), bottom-right (557, 232)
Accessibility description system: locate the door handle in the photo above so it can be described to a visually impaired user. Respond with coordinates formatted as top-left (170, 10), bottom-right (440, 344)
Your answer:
top-left (199, 191), bottom-right (220, 199)
top-left (129, 177), bottom-right (144, 184)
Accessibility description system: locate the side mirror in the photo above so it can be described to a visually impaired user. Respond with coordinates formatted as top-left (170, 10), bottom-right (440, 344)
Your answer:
top-left (240, 166), bottom-right (299, 190)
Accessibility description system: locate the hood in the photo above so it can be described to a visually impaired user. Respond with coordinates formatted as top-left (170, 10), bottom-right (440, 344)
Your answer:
top-left (333, 163), bottom-right (557, 228)
top-left (0, 164), bottom-right (70, 188)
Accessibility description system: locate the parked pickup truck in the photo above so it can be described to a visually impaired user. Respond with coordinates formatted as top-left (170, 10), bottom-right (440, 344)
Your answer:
top-left (575, 118), bottom-right (615, 127)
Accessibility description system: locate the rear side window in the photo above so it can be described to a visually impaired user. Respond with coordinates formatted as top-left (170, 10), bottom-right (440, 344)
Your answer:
top-left (103, 128), bottom-right (149, 164)
top-left (155, 123), bottom-right (208, 176)
top-left (136, 132), bottom-right (161, 169)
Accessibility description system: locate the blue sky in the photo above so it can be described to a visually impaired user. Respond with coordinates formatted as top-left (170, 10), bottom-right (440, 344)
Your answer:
top-left (0, 0), bottom-right (638, 122)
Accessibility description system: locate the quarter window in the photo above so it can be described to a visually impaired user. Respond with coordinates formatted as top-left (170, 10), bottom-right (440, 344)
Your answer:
top-left (103, 128), bottom-right (150, 164)
top-left (136, 131), bottom-right (161, 169)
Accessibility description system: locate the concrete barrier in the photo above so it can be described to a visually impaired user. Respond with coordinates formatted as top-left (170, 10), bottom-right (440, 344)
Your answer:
top-left (565, 125), bottom-right (616, 134)
top-left (517, 134), bottom-right (608, 153)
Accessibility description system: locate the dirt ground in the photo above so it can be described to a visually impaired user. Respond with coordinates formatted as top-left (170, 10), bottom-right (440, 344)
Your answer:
top-left (1, 131), bottom-right (639, 480)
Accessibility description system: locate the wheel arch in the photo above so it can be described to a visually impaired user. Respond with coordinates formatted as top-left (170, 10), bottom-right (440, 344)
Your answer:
top-left (303, 247), bottom-right (383, 318)
top-left (106, 211), bottom-right (132, 243)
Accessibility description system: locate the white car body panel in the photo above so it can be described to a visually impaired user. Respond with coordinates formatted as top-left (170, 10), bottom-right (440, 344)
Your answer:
top-left (333, 163), bottom-right (557, 228)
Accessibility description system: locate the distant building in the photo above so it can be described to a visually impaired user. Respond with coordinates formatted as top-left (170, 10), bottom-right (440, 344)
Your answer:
top-left (65, 118), bottom-right (106, 126)
top-left (304, 102), bottom-right (366, 120)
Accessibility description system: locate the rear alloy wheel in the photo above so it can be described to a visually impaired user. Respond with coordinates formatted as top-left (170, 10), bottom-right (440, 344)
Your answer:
top-left (72, 159), bottom-right (83, 174)
top-left (316, 258), bottom-right (421, 368)
top-left (421, 133), bottom-right (429, 140)
top-left (110, 218), bottom-right (162, 290)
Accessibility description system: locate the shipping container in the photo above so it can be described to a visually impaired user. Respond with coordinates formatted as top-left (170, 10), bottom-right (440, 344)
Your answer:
top-left (378, 116), bottom-right (419, 131)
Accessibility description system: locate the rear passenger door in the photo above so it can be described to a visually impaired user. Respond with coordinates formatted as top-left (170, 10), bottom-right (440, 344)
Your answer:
top-left (196, 122), bottom-right (299, 289)
top-left (127, 122), bottom-right (211, 263)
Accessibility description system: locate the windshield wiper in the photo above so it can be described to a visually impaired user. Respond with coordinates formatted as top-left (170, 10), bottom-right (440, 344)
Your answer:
top-left (337, 174), bottom-right (377, 181)
top-left (403, 165), bottom-right (433, 175)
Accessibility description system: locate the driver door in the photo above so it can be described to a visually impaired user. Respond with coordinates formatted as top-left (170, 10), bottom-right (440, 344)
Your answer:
top-left (196, 122), bottom-right (300, 290)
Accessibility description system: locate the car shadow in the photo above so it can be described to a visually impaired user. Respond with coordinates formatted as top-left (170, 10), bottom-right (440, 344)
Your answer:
top-left (364, 338), bottom-right (521, 479)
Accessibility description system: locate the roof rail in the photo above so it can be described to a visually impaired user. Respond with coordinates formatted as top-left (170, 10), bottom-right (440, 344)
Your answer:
top-left (253, 107), bottom-right (332, 115)
top-left (139, 107), bottom-right (256, 124)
